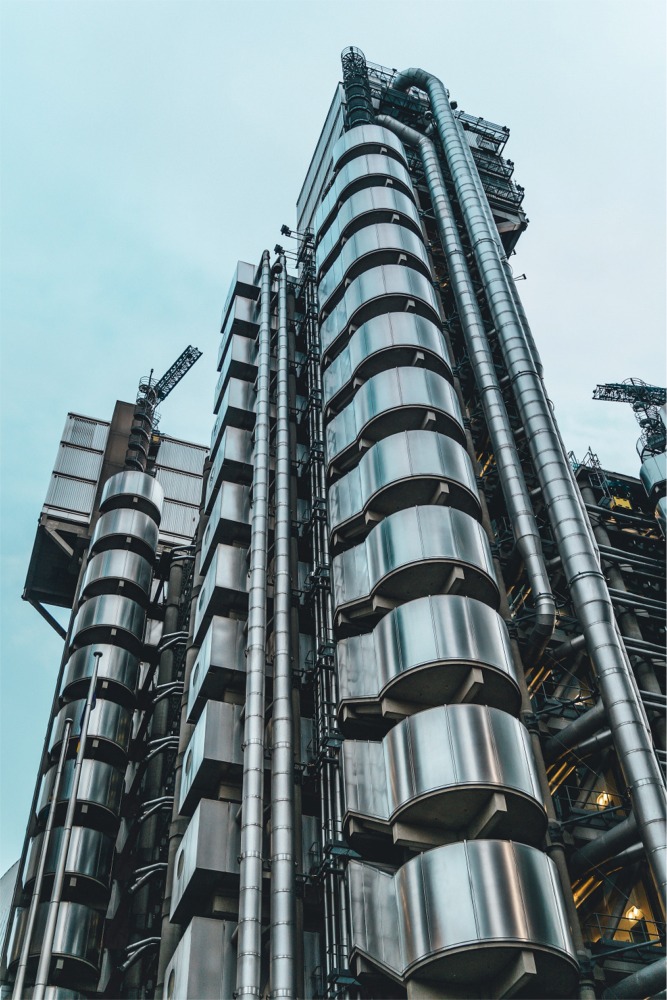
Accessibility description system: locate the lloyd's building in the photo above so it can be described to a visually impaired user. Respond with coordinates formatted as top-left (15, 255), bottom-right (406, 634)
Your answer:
top-left (2, 48), bottom-right (665, 1000)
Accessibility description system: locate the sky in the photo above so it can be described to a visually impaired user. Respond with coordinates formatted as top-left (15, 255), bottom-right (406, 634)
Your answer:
top-left (0, 0), bottom-right (665, 874)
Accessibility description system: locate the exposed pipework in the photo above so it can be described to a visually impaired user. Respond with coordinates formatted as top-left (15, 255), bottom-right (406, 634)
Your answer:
top-left (390, 65), bottom-right (666, 898)
top-left (269, 253), bottom-right (296, 997)
top-left (569, 814), bottom-right (638, 877)
top-left (602, 956), bottom-right (667, 999)
top-left (236, 250), bottom-right (273, 998)
top-left (32, 651), bottom-right (102, 1000)
top-left (375, 113), bottom-right (556, 657)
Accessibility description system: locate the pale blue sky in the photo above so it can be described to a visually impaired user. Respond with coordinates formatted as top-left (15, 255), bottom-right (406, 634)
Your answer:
top-left (1, 0), bottom-right (665, 872)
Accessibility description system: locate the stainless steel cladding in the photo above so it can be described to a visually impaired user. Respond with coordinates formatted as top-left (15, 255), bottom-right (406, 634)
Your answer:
top-left (331, 506), bottom-right (499, 628)
top-left (178, 701), bottom-right (244, 814)
top-left (336, 594), bottom-right (521, 725)
top-left (89, 508), bottom-right (159, 560)
top-left (341, 704), bottom-right (547, 847)
top-left (199, 482), bottom-right (251, 574)
top-left (328, 430), bottom-right (481, 547)
top-left (210, 378), bottom-right (257, 453)
top-left (323, 313), bottom-right (452, 417)
top-left (99, 470), bottom-right (164, 524)
top-left (192, 544), bottom-right (249, 644)
top-left (325, 368), bottom-right (465, 476)
top-left (169, 799), bottom-right (241, 923)
top-left (69, 595), bottom-right (146, 654)
top-left (186, 616), bottom-right (248, 723)
top-left (37, 759), bottom-right (124, 824)
top-left (9, 902), bottom-right (103, 982)
top-left (79, 550), bottom-right (153, 607)
top-left (640, 452), bottom-right (666, 501)
top-left (214, 335), bottom-right (258, 413)
top-left (347, 841), bottom-right (578, 995)
top-left (61, 645), bottom-right (139, 704)
top-left (315, 155), bottom-right (416, 239)
top-left (49, 699), bottom-right (133, 762)
top-left (25, 828), bottom-right (114, 895)
top-left (205, 427), bottom-right (254, 512)
top-left (162, 917), bottom-right (237, 1000)
top-left (331, 123), bottom-right (409, 171)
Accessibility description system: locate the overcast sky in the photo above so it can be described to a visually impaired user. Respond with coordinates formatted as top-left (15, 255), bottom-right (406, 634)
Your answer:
top-left (0, 0), bottom-right (665, 873)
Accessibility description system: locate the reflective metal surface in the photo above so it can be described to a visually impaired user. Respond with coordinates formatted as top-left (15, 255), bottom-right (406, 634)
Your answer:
top-left (348, 841), bottom-right (578, 993)
top-left (316, 188), bottom-right (423, 279)
top-left (332, 506), bottom-right (498, 629)
top-left (331, 123), bottom-right (408, 172)
top-left (162, 917), bottom-right (237, 1000)
top-left (179, 700), bottom-right (244, 814)
top-left (50, 698), bottom-right (133, 761)
top-left (323, 313), bottom-right (452, 418)
top-left (89, 508), bottom-right (159, 559)
top-left (214, 333), bottom-right (257, 412)
top-left (205, 427), bottom-right (254, 513)
top-left (8, 901), bottom-right (103, 979)
top-left (640, 452), bottom-right (666, 499)
top-left (318, 224), bottom-right (431, 318)
top-left (315, 154), bottom-right (415, 239)
top-left (25, 827), bottom-right (114, 894)
top-left (61, 644), bottom-right (139, 705)
top-left (320, 264), bottom-right (442, 363)
top-left (99, 470), bottom-right (164, 524)
top-left (186, 616), bottom-right (248, 723)
top-left (337, 594), bottom-right (520, 726)
top-left (210, 378), bottom-right (258, 454)
top-left (328, 430), bottom-right (480, 547)
top-left (38, 758), bottom-right (124, 822)
top-left (326, 368), bottom-right (465, 476)
top-left (192, 544), bottom-right (249, 644)
top-left (342, 704), bottom-right (546, 847)
top-left (200, 481), bottom-right (251, 574)
top-left (69, 595), bottom-right (145, 655)
top-left (170, 799), bottom-right (240, 923)
top-left (79, 550), bottom-right (153, 607)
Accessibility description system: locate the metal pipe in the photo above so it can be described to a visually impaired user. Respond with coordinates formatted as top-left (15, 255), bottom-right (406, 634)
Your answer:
top-left (601, 956), bottom-right (667, 999)
top-left (390, 65), bottom-right (666, 898)
top-left (32, 651), bottom-right (102, 1000)
top-left (236, 250), bottom-right (272, 999)
top-left (569, 814), bottom-right (638, 877)
top-left (12, 718), bottom-right (73, 1000)
top-left (543, 702), bottom-right (607, 762)
top-left (375, 113), bottom-right (556, 657)
top-left (269, 254), bottom-right (296, 998)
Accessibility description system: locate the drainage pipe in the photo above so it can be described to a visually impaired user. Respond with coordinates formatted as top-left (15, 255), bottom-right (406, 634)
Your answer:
top-left (269, 254), bottom-right (296, 998)
top-left (12, 718), bottom-right (72, 1000)
top-left (390, 65), bottom-right (666, 898)
top-left (236, 250), bottom-right (273, 999)
top-left (32, 651), bottom-right (102, 1000)
top-left (375, 113), bottom-right (556, 657)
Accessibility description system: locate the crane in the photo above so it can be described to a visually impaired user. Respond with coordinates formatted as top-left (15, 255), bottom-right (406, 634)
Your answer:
top-left (138, 344), bottom-right (203, 409)
top-left (593, 378), bottom-right (666, 460)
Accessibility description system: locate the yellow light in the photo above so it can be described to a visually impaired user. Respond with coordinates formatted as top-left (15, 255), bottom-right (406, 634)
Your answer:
top-left (596, 790), bottom-right (612, 808)
top-left (626, 905), bottom-right (644, 923)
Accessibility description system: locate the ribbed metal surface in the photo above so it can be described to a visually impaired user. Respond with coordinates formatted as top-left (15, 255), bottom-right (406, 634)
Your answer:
top-left (25, 827), bottom-right (114, 893)
top-left (348, 841), bottom-right (578, 993)
top-left (154, 468), bottom-right (203, 507)
top-left (337, 594), bottom-right (520, 724)
top-left (179, 701), bottom-right (244, 815)
top-left (99, 469), bottom-right (164, 523)
top-left (89, 508), bottom-right (159, 559)
top-left (53, 445), bottom-right (103, 481)
top-left (160, 501), bottom-right (199, 541)
top-left (37, 759), bottom-right (124, 821)
top-left (186, 617), bottom-right (247, 723)
top-left (200, 481), bottom-right (251, 574)
top-left (326, 368), bottom-right (464, 477)
top-left (44, 476), bottom-right (97, 517)
top-left (61, 415), bottom-right (109, 451)
top-left (331, 123), bottom-right (408, 172)
top-left (79, 549), bottom-right (153, 606)
top-left (61, 645), bottom-right (139, 704)
top-left (342, 704), bottom-right (546, 847)
top-left (170, 799), bottom-right (240, 923)
top-left (315, 154), bottom-right (416, 239)
top-left (155, 437), bottom-right (208, 476)
top-left (69, 595), bottom-right (145, 655)
top-left (50, 699), bottom-right (133, 761)
top-left (328, 430), bottom-right (480, 547)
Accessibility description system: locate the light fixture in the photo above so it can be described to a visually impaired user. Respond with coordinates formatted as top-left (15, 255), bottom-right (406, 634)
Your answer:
top-left (626, 905), bottom-right (644, 923)
top-left (596, 790), bottom-right (612, 808)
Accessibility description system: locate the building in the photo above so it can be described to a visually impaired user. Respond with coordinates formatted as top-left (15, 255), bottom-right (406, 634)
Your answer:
top-left (2, 47), bottom-right (665, 1000)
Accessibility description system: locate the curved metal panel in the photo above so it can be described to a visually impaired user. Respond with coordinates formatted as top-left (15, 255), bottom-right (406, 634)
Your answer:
top-left (205, 426), bottom-right (254, 513)
top-left (326, 368), bottom-right (465, 477)
top-left (61, 644), bottom-right (139, 706)
top-left (315, 154), bottom-right (416, 240)
top-left (318, 225), bottom-right (430, 319)
top-left (9, 902), bottom-right (103, 980)
top-left (640, 452), bottom-right (666, 499)
top-left (332, 506), bottom-right (499, 629)
top-left (179, 700), bottom-right (244, 814)
top-left (162, 917), bottom-right (237, 1000)
top-left (79, 549), bottom-right (153, 607)
top-left (337, 594), bottom-right (520, 728)
top-left (187, 616), bottom-right (247, 723)
top-left (25, 826), bottom-right (114, 894)
top-left (200, 481), bottom-right (251, 574)
top-left (38, 759), bottom-right (124, 822)
top-left (348, 842), bottom-right (578, 994)
top-left (50, 698), bottom-right (133, 761)
top-left (316, 188), bottom-right (423, 280)
top-left (332, 123), bottom-right (409, 173)
top-left (89, 508), bottom-right (159, 560)
top-left (70, 594), bottom-right (145, 655)
top-left (323, 313), bottom-right (452, 417)
top-left (342, 704), bottom-right (546, 848)
top-left (329, 431), bottom-right (480, 548)
top-left (321, 264), bottom-right (442, 364)
top-left (99, 469), bottom-right (164, 524)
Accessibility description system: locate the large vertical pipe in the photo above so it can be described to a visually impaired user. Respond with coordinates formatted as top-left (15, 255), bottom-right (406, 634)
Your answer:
top-left (269, 254), bottom-right (296, 997)
top-left (32, 651), bottom-right (102, 1000)
top-left (12, 719), bottom-right (72, 1000)
top-left (236, 250), bottom-right (273, 998)
top-left (390, 65), bottom-right (666, 900)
